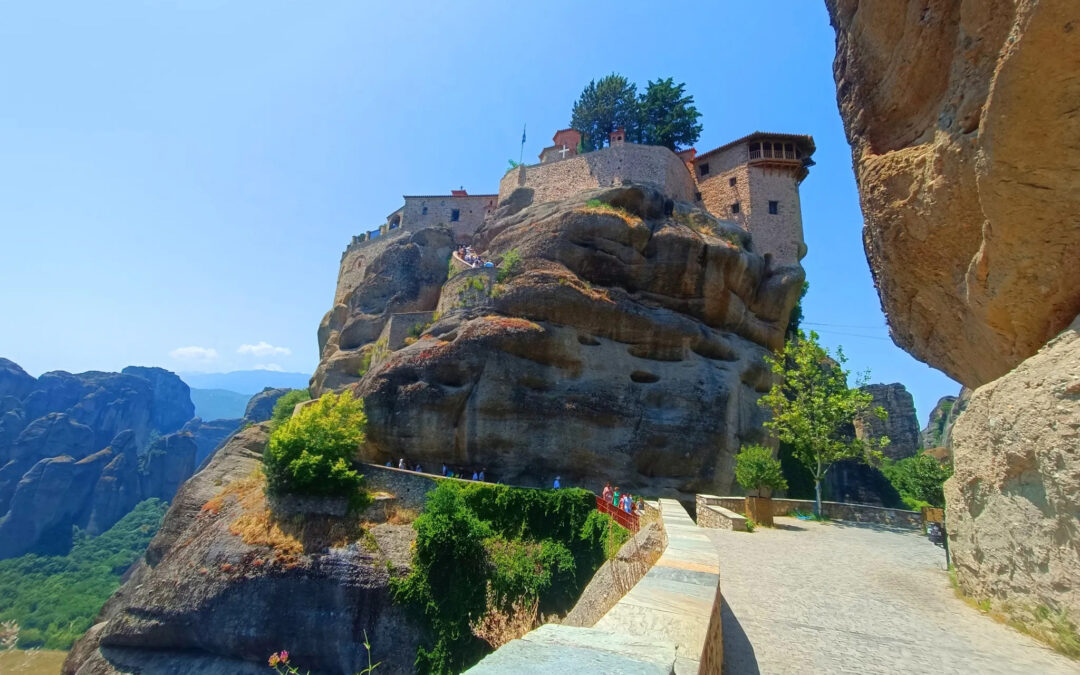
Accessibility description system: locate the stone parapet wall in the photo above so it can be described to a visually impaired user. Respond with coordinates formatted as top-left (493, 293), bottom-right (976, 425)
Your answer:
top-left (498, 144), bottom-right (697, 206)
top-left (378, 311), bottom-right (436, 351)
top-left (697, 503), bottom-right (748, 531)
top-left (697, 494), bottom-right (922, 529)
top-left (361, 464), bottom-right (441, 512)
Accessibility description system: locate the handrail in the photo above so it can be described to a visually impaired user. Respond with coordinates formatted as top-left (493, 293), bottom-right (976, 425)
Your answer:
top-left (595, 495), bottom-right (640, 533)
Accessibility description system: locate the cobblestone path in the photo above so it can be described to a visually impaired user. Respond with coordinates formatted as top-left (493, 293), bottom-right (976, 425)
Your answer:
top-left (706, 518), bottom-right (1077, 674)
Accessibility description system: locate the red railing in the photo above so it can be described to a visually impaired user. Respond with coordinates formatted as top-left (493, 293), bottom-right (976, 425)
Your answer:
top-left (595, 495), bottom-right (640, 533)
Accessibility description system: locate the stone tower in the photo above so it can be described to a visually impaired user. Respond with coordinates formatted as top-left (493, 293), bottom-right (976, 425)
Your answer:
top-left (690, 132), bottom-right (815, 267)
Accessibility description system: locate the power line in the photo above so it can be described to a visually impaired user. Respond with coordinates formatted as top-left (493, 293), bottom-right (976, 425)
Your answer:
top-left (803, 321), bottom-right (888, 331)
top-left (811, 329), bottom-right (893, 342)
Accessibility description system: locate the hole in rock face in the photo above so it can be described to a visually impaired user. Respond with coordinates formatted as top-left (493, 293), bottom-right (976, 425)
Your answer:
top-left (630, 371), bottom-right (660, 384)
top-left (577, 334), bottom-right (601, 346)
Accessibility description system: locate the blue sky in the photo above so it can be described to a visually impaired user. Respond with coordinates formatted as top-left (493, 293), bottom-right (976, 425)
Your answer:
top-left (0, 1), bottom-right (958, 424)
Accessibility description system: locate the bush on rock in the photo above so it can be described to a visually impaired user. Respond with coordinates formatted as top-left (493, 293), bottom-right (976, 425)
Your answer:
top-left (263, 391), bottom-right (366, 501)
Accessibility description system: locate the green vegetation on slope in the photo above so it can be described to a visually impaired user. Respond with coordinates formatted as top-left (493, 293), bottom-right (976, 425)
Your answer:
top-left (392, 481), bottom-right (629, 674)
top-left (881, 453), bottom-right (953, 510)
top-left (270, 388), bottom-right (312, 426)
top-left (0, 499), bottom-right (168, 650)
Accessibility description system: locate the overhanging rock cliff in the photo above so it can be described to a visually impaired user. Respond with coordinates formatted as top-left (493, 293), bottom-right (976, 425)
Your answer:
top-left (827, 0), bottom-right (1080, 388)
top-left (828, 0), bottom-right (1080, 641)
top-left (314, 184), bottom-right (802, 496)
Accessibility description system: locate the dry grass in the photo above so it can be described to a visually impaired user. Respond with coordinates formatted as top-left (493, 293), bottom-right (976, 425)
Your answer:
top-left (471, 596), bottom-right (541, 649)
top-left (202, 469), bottom-right (372, 561)
top-left (386, 505), bottom-right (419, 525)
top-left (577, 201), bottom-right (643, 227)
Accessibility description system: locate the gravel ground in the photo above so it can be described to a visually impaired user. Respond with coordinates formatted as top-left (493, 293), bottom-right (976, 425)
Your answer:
top-left (707, 517), bottom-right (1078, 675)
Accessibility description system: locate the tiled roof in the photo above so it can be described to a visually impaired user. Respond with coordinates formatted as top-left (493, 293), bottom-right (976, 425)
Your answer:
top-left (694, 132), bottom-right (815, 162)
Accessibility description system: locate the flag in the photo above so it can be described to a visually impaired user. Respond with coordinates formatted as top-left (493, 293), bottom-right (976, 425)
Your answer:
top-left (521, 124), bottom-right (526, 146)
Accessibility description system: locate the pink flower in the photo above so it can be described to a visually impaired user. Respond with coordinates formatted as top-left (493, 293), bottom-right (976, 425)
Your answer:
top-left (279, 650), bottom-right (289, 664)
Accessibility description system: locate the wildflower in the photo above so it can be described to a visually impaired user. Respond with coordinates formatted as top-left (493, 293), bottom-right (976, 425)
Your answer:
top-left (280, 650), bottom-right (289, 664)
top-left (268, 652), bottom-right (280, 667)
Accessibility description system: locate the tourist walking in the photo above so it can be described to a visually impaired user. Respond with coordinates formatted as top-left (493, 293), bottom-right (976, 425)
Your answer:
top-left (602, 482), bottom-right (613, 502)
top-left (553, 476), bottom-right (561, 489)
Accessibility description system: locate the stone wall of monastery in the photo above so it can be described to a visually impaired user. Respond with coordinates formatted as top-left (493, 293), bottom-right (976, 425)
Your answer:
top-left (498, 144), bottom-right (697, 206)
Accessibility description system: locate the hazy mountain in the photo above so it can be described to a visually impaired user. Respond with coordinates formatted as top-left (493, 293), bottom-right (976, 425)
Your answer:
top-left (188, 388), bottom-right (251, 420)
top-left (179, 370), bottom-right (309, 395)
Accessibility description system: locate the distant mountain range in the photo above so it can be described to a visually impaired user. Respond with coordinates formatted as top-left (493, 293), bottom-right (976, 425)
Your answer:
top-left (179, 370), bottom-right (310, 395)
top-left (188, 388), bottom-right (251, 420)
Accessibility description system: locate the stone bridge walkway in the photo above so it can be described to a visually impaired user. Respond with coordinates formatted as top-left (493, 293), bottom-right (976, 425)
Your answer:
top-left (707, 518), bottom-right (1077, 674)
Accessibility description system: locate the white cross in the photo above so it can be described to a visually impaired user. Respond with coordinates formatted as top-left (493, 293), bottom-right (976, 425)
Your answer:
top-left (558, 144), bottom-right (570, 159)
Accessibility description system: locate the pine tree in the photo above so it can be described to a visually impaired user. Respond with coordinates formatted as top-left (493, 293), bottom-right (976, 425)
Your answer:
top-left (569, 74), bottom-right (639, 151)
top-left (638, 78), bottom-right (702, 151)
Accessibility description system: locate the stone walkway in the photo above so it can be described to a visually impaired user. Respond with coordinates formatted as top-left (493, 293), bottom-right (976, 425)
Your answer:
top-left (707, 518), bottom-right (1077, 674)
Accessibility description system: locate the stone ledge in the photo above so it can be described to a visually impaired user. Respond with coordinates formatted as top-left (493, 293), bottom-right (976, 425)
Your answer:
top-left (698, 504), bottom-right (748, 531)
top-left (697, 494), bottom-right (923, 529)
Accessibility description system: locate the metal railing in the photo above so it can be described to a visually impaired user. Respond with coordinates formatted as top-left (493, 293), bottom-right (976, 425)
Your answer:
top-left (595, 495), bottom-right (640, 532)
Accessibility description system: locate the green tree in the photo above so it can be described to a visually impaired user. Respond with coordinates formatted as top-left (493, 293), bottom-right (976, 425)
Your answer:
top-left (759, 331), bottom-right (889, 516)
top-left (263, 391), bottom-right (366, 500)
top-left (637, 77), bottom-right (702, 150)
top-left (570, 73), bottom-right (639, 151)
top-left (734, 444), bottom-right (788, 497)
top-left (785, 281), bottom-right (809, 341)
top-left (881, 453), bottom-right (953, 509)
top-left (270, 388), bottom-right (311, 426)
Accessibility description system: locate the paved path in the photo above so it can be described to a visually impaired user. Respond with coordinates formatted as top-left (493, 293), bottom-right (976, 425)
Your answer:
top-left (707, 518), bottom-right (1077, 674)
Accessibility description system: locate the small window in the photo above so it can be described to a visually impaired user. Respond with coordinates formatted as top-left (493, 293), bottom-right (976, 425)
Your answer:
top-left (731, 202), bottom-right (740, 214)
top-left (421, 206), bottom-right (428, 215)
top-left (768, 201), bottom-right (779, 215)
top-left (729, 176), bottom-right (737, 187)
top-left (699, 162), bottom-right (710, 176)
top-left (451, 209), bottom-right (460, 222)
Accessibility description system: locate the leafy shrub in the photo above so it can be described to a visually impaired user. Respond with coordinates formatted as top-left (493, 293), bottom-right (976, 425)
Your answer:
top-left (881, 453), bottom-right (952, 508)
top-left (392, 482), bottom-right (626, 674)
top-left (263, 392), bottom-right (367, 502)
top-left (0, 499), bottom-right (167, 650)
top-left (734, 444), bottom-right (788, 497)
top-left (745, 518), bottom-right (757, 533)
top-left (495, 249), bottom-right (523, 283)
top-left (271, 389), bottom-right (311, 426)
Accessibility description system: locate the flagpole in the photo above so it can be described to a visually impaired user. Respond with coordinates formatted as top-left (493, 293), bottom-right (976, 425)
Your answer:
top-left (519, 124), bottom-right (526, 165)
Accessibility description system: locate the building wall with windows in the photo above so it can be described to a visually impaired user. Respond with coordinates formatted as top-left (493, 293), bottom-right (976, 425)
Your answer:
top-left (691, 134), bottom-right (813, 267)
top-left (396, 194), bottom-right (496, 242)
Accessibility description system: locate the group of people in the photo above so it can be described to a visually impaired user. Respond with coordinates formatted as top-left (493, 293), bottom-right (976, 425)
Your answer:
top-left (443, 463), bottom-right (487, 481)
top-left (457, 245), bottom-right (494, 269)
top-left (390, 458), bottom-right (424, 473)
top-left (387, 458), bottom-right (488, 482)
top-left (602, 482), bottom-right (644, 515)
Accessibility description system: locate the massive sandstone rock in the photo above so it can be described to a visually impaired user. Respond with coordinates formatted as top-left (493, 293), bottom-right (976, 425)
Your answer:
top-left (121, 366), bottom-right (195, 434)
top-left (63, 424), bottom-right (422, 675)
top-left (945, 315), bottom-right (1080, 629)
top-left (829, 0), bottom-right (1080, 644)
top-left (827, 0), bottom-right (1080, 387)
top-left (0, 360), bottom-right (204, 558)
top-left (854, 382), bottom-right (920, 460)
top-left (315, 185), bottom-right (802, 495)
